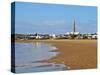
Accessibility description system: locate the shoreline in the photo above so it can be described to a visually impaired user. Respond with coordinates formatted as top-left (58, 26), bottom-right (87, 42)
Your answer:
top-left (15, 39), bottom-right (97, 42)
top-left (15, 39), bottom-right (97, 70)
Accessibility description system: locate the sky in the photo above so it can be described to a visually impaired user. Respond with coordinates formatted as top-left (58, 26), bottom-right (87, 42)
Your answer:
top-left (14, 2), bottom-right (97, 34)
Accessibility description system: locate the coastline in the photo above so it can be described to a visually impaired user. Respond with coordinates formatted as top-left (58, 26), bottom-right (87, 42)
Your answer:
top-left (15, 39), bottom-right (97, 70)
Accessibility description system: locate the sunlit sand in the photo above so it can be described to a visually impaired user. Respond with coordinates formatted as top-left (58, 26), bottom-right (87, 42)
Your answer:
top-left (16, 39), bottom-right (97, 70)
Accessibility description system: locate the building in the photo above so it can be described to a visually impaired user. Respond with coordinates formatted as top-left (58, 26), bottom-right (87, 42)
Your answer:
top-left (49, 34), bottom-right (56, 39)
top-left (66, 20), bottom-right (80, 39)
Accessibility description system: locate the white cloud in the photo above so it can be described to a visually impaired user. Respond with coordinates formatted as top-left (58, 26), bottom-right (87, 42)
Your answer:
top-left (31, 20), bottom-right (67, 26)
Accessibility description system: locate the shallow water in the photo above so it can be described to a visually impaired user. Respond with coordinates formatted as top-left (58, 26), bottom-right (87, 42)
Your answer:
top-left (15, 42), bottom-right (66, 73)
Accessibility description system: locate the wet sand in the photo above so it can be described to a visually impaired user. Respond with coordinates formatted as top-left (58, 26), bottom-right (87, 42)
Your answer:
top-left (15, 39), bottom-right (97, 70)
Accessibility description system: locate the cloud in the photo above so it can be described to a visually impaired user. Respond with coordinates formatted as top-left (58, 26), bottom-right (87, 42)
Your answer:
top-left (29, 20), bottom-right (67, 26)
top-left (42, 20), bottom-right (66, 26)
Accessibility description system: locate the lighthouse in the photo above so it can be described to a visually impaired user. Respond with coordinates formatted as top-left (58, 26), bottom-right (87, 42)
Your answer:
top-left (66, 19), bottom-right (79, 39)
top-left (71, 19), bottom-right (76, 39)
top-left (73, 19), bottom-right (76, 34)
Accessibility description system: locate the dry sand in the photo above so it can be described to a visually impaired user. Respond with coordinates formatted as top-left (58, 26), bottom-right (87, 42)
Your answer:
top-left (15, 39), bottom-right (97, 70)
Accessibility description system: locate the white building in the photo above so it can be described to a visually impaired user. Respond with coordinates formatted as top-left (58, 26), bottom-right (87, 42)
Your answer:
top-left (66, 32), bottom-right (80, 35)
top-left (92, 34), bottom-right (97, 39)
top-left (50, 34), bottom-right (56, 39)
top-left (36, 35), bottom-right (42, 39)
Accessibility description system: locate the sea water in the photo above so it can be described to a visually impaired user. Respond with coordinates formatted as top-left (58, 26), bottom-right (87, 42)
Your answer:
top-left (15, 42), bottom-right (66, 73)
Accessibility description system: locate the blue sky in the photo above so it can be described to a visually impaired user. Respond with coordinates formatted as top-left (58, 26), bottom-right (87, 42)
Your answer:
top-left (14, 2), bottom-right (97, 34)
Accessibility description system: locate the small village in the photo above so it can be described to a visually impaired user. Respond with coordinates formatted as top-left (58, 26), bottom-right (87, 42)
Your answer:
top-left (15, 20), bottom-right (97, 40)
top-left (15, 32), bottom-right (97, 40)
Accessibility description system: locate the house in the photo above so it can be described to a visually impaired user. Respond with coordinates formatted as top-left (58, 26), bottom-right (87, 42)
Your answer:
top-left (49, 34), bottom-right (56, 39)
top-left (92, 34), bottom-right (97, 39)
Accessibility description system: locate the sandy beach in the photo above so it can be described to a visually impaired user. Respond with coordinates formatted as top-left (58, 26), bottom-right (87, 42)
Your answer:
top-left (15, 39), bottom-right (97, 70)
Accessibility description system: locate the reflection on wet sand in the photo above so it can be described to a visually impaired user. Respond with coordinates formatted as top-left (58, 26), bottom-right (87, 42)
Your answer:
top-left (15, 42), bottom-right (67, 73)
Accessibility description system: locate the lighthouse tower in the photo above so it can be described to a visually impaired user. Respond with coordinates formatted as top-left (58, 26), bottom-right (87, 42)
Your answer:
top-left (72, 19), bottom-right (76, 39)
top-left (73, 19), bottom-right (76, 33)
